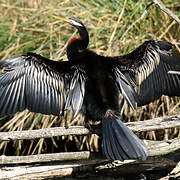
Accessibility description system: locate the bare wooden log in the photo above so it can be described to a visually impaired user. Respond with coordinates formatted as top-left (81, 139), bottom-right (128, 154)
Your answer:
top-left (148, 138), bottom-right (180, 156)
top-left (1, 114), bottom-right (180, 178)
top-left (0, 152), bottom-right (180, 179)
top-left (126, 115), bottom-right (180, 133)
top-left (141, 0), bottom-right (180, 25)
top-left (0, 160), bottom-right (97, 180)
top-left (1, 138), bottom-right (180, 165)
top-left (0, 151), bottom-right (102, 164)
top-left (0, 126), bottom-right (90, 141)
top-left (1, 114), bottom-right (180, 141)
top-left (96, 156), bottom-right (177, 176)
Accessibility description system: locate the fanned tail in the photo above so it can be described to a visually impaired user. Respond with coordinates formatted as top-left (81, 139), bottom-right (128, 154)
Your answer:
top-left (102, 113), bottom-right (148, 161)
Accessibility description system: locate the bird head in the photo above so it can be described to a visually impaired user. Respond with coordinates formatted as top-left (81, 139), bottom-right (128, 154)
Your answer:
top-left (54, 16), bottom-right (89, 61)
top-left (53, 16), bottom-right (85, 29)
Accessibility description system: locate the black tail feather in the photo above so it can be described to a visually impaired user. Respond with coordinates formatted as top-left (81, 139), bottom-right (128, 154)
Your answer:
top-left (103, 121), bottom-right (116, 159)
top-left (102, 115), bottom-right (148, 161)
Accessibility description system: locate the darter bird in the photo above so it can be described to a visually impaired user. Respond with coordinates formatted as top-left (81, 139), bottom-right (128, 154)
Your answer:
top-left (0, 16), bottom-right (180, 161)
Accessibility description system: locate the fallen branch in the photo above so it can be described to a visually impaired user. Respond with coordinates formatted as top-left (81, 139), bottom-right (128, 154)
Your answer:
top-left (1, 141), bottom-right (180, 179)
top-left (2, 115), bottom-right (180, 179)
top-left (148, 138), bottom-right (180, 156)
top-left (0, 160), bottom-right (97, 180)
top-left (0, 151), bottom-right (98, 164)
top-left (0, 126), bottom-right (90, 141)
top-left (126, 114), bottom-right (180, 133)
top-left (0, 114), bottom-right (180, 141)
top-left (96, 156), bottom-right (177, 177)
top-left (0, 157), bottom-right (177, 180)
top-left (1, 138), bottom-right (180, 165)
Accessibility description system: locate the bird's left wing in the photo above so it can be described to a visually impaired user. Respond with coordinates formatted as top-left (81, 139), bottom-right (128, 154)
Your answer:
top-left (0, 53), bottom-right (86, 117)
top-left (109, 40), bottom-right (180, 106)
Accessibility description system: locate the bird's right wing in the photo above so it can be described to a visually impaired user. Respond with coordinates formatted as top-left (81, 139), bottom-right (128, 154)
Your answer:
top-left (0, 53), bottom-right (86, 117)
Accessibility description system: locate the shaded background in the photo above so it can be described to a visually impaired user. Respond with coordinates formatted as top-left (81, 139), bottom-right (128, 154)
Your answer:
top-left (0, 0), bottom-right (179, 156)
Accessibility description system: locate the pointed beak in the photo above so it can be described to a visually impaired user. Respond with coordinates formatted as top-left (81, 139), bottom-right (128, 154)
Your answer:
top-left (53, 16), bottom-right (70, 23)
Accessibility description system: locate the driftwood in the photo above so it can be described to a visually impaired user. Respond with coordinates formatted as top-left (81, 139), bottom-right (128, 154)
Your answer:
top-left (126, 114), bottom-right (180, 133)
top-left (0, 126), bottom-right (90, 141)
top-left (1, 115), bottom-right (180, 179)
top-left (1, 136), bottom-right (180, 165)
top-left (1, 138), bottom-right (180, 165)
top-left (1, 141), bottom-right (180, 179)
top-left (1, 114), bottom-right (180, 142)
top-left (0, 151), bottom-right (97, 164)
top-left (0, 156), bottom-right (178, 180)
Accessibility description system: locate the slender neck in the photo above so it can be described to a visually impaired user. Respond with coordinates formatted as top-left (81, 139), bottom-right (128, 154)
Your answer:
top-left (67, 25), bottom-right (89, 61)
top-left (77, 26), bottom-right (89, 48)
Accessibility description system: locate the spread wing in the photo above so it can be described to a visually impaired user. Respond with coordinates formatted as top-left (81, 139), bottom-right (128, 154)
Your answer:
top-left (109, 40), bottom-right (180, 106)
top-left (0, 53), bottom-right (86, 117)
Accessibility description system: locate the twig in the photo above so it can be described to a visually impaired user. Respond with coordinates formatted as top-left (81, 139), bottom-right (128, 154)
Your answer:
top-left (1, 114), bottom-right (180, 141)
top-left (120, 18), bottom-right (140, 41)
top-left (141, 0), bottom-right (180, 25)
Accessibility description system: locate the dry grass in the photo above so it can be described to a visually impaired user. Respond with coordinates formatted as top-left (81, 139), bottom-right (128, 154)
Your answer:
top-left (0, 0), bottom-right (180, 155)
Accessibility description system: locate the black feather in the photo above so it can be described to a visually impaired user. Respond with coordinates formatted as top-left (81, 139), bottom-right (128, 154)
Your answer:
top-left (113, 67), bottom-right (137, 110)
top-left (102, 115), bottom-right (148, 161)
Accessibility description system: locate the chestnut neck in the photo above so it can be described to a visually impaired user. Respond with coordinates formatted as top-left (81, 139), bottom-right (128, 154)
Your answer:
top-left (67, 25), bottom-right (89, 61)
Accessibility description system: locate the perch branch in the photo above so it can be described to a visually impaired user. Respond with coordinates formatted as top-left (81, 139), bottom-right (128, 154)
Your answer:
top-left (1, 138), bottom-right (180, 165)
top-left (126, 114), bottom-right (180, 133)
top-left (0, 126), bottom-right (90, 141)
top-left (0, 151), bottom-right (101, 164)
top-left (1, 142), bottom-right (180, 179)
top-left (1, 114), bottom-right (180, 178)
top-left (1, 114), bottom-right (180, 141)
